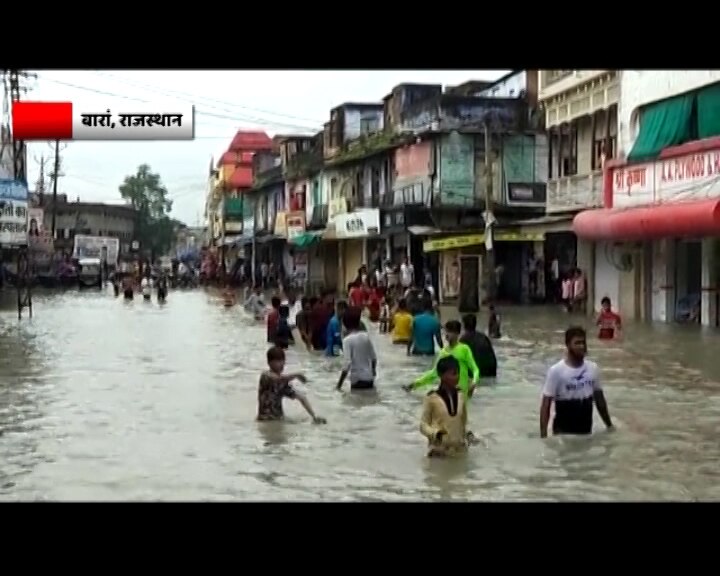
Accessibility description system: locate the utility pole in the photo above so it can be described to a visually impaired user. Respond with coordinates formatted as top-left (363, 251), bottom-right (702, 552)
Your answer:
top-left (1, 69), bottom-right (36, 318)
top-left (483, 120), bottom-right (497, 302)
top-left (34, 154), bottom-right (48, 208)
top-left (50, 140), bottom-right (61, 237)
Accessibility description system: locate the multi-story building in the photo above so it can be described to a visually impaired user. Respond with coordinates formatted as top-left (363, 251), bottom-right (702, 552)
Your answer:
top-left (39, 194), bottom-right (137, 255)
top-left (204, 130), bottom-right (273, 277)
top-left (205, 130), bottom-right (273, 251)
top-left (538, 70), bottom-right (620, 310)
top-left (574, 71), bottom-right (720, 327)
top-left (382, 72), bottom-right (548, 305)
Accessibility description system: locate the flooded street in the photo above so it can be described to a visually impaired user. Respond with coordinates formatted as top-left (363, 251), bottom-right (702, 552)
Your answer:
top-left (2, 288), bottom-right (720, 501)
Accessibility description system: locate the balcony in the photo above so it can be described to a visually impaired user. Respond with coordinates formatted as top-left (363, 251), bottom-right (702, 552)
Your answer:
top-left (546, 171), bottom-right (603, 214)
top-left (223, 197), bottom-right (244, 221)
top-left (383, 182), bottom-right (431, 207)
top-left (539, 71), bottom-right (615, 107)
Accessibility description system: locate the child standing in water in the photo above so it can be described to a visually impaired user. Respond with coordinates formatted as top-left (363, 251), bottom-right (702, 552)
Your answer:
top-left (419, 356), bottom-right (476, 457)
top-left (336, 307), bottom-right (377, 391)
top-left (257, 347), bottom-right (326, 424)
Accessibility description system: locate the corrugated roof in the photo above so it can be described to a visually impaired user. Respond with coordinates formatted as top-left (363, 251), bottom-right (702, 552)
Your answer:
top-left (228, 130), bottom-right (273, 152)
top-left (228, 166), bottom-right (254, 189)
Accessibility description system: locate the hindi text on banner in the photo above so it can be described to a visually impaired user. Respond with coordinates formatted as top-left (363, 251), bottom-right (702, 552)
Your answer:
top-left (73, 104), bottom-right (193, 141)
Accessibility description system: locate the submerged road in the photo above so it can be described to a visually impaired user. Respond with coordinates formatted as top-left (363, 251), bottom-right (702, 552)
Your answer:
top-left (1, 288), bottom-right (720, 501)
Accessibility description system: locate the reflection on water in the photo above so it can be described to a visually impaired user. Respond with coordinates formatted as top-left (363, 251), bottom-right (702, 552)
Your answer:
top-left (1, 288), bottom-right (720, 501)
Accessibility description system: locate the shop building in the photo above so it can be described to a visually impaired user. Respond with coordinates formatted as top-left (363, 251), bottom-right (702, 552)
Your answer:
top-left (573, 72), bottom-right (720, 326)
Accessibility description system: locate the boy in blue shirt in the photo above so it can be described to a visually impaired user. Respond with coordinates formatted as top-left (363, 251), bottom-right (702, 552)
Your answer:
top-left (325, 300), bottom-right (347, 357)
top-left (409, 300), bottom-right (443, 356)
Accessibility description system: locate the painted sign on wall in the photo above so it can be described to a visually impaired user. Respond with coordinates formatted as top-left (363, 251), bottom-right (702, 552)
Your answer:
top-left (0, 179), bottom-right (28, 245)
top-left (611, 147), bottom-right (720, 209)
top-left (439, 132), bottom-right (475, 205)
top-left (334, 209), bottom-right (380, 239)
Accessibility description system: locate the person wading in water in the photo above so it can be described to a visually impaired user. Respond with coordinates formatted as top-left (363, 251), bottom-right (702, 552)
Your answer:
top-left (540, 326), bottom-right (614, 438)
top-left (419, 356), bottom-right (477, 458)
top-left (405, 320), bottom-right (479, 401)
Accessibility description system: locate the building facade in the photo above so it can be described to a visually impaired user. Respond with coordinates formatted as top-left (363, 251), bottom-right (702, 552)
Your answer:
top-left (574, 71), bottom-right (720, 327)
top-left (538, 70), bottom-right (620, 311)
top-left (41, 194), bottom-right (137, 254)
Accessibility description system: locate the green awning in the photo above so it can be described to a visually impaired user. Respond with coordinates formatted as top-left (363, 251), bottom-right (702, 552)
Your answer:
top-left (696, 82), bottom-right (720, 140)
top-left (291, 231), bottom-right (322, 248)
top-left (628, 93), bottom-right (694, 162)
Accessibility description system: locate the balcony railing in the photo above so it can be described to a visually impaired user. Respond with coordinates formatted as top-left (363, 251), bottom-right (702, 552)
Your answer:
top-left (546, 171), bottom-right (603, 214)
top-left (383, 182), bottom-right (431, 207)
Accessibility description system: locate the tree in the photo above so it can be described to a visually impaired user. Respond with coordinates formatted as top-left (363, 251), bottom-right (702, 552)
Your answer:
top-left (119, 164), bottom-right (175, 259)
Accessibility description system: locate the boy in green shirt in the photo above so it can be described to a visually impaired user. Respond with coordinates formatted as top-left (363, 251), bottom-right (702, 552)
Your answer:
top-left (404, 320), bottom-right (480, 399)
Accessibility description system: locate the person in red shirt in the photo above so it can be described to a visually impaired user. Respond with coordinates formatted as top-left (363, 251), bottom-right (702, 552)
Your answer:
top-left (267, 296), bottom-right (281, 343)
top-left (349, 281), bottom-right (365, 308)
top-left (596, 297), bottom-right (622, 340)
top-left (367, 286), bottom-right (381, 322)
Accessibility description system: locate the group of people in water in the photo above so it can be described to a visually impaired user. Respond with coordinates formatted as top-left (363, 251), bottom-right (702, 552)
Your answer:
top-left (112, 270), bottom-right (168, 303)
top-left (240, 271), bottom-right (620, 457)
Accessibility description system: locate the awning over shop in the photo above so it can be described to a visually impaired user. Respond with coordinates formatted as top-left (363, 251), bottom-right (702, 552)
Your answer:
top-left (423, 230), bottom-right (545, 252)
top-left (572, 199), bottom-right (720, 241)
top-left (290, 231), bottom-right (322, 248)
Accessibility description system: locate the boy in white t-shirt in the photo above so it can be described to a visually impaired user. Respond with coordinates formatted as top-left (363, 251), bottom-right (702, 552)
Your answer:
top-left (141, 275), bottom-right (152, 301)
top-left (336, 307), bottom-right (377, 391)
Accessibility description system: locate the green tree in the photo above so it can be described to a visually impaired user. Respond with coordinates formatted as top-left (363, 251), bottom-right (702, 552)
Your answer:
top-left (119, 164), bottom-right (175, 259)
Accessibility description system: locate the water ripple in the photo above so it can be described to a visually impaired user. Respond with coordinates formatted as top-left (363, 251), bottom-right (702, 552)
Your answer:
top-left (1, 288), bottom-right (720, 500)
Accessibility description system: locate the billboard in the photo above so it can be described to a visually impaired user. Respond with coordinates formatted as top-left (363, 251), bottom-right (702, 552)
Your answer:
top-left (0, 178), bottom-right (29, 246)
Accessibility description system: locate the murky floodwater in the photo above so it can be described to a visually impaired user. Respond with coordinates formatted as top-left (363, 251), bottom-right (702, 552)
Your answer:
top-left (1, 287), bottom-right (720, 501)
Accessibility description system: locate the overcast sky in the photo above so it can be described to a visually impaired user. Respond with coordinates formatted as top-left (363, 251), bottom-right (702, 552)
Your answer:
top-left (22, 70), bottom-right (507, 224)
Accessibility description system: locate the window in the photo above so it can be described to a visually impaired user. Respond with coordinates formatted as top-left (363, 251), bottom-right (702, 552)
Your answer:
top-left (360, 116), bottom-right (380, 135)
top-left (556, 124), bottom-right (578, 178)
top-left (591, 107), bottom-right (618, 171)
top-left (370, 167), bottom-right (380, 205)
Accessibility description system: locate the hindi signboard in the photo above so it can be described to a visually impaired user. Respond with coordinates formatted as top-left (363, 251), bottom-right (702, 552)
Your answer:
top-left (0, 178), bottom-right (29, 246)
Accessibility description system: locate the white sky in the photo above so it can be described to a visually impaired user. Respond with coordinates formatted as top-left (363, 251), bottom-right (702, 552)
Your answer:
top-left (22, 70), bottom-right (508, 224)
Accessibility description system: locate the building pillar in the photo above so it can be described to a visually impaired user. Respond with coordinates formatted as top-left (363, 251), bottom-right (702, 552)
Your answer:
top-left (651, 239), bottom-right (675, 323)
top-left (576, 237), bottom-right (594, 315)
top-left (701, 238), bottom-right (719, 327)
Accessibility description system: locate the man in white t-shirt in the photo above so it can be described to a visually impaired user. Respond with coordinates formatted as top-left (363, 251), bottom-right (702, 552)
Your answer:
top-left (400, 256), bottom-right (414, 290)
top-left (540, 326), bottom-right (613, 438)
top-left (336, 307), bottom-right (377, 391)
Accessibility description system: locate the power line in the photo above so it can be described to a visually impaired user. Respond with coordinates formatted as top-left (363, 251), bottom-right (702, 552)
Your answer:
top-left (89, 70), bottom-right (325, 125)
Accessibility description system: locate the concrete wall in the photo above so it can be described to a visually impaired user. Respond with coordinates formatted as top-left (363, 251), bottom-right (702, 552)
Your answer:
top-left (619, 71), bottom-right (720, 156)
top-left (50, 209), bottom-right (135, 243)
top-left (593, 241), bottom-right (620, 314)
